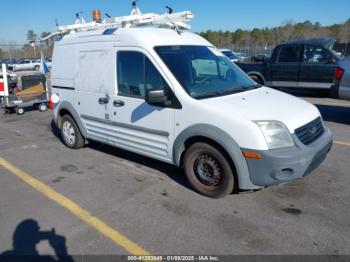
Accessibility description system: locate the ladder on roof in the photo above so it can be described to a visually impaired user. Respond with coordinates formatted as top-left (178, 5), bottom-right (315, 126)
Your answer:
top-left (40, 5), bottom-right (194, 42)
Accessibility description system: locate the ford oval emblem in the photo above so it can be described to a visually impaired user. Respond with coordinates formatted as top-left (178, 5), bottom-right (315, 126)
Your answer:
top-left (310, 126), bottom-right (317, 135)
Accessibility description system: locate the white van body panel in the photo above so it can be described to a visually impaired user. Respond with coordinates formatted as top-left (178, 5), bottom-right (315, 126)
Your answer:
top-left (200, 87), bottom-right (320, 134)
top-left (51, 26), bottom-right (332, 190)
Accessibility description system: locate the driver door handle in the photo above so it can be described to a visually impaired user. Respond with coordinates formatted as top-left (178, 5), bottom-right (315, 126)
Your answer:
top-left (113, 100), bottom-right (125, 107)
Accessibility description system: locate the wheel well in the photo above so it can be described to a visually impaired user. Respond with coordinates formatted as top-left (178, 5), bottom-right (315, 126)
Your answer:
top-left (180, 136), bottom-right (237, 174)
top-left (58, 109), bottom-right (73, 128)
top-left (249, 74), bottom-right (264, 85)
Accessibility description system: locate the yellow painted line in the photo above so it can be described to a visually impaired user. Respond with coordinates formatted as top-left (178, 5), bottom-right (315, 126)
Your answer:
top-left (334, 140), bottom-right (350, 147)
top-left (0, 157), bottom-right (150, 256)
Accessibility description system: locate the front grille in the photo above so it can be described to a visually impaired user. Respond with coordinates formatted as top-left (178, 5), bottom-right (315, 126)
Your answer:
top-left (295, 117), bottom-right (324, 145)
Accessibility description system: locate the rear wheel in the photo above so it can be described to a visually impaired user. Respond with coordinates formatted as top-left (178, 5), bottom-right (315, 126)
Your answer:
top-left (38, 103), bottom-right (48, 112)
top-left (34, 65), bottom-right (40, 71)
top-left (60, 115), bottom-right (85, 149)
top-left (184, 142), bottom-right (236, 198)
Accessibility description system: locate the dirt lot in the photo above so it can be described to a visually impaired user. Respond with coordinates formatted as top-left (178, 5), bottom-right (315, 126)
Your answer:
top-left (0, 88), bottom-right (350, 260)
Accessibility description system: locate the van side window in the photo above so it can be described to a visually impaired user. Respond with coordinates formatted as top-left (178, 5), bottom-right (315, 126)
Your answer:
top-left (117, 51), bottom-right (168, 98)
top-left (117, 52), bottom-right (144, 97)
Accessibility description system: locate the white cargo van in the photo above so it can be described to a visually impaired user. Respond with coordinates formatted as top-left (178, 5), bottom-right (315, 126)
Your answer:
top-left (51, 7), bottom-right (332, 198)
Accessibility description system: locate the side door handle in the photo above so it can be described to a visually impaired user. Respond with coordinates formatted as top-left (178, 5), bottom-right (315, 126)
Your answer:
top-left (98, 97), bottom-right (109, 104)
top-left (113, 100), bottom-right (125, 107)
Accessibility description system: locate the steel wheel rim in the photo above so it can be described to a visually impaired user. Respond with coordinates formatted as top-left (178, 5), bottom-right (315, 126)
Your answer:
top-left (62, 121), bottom-right (76, 145)
top-left (193, 153), bottom-right (223, 189)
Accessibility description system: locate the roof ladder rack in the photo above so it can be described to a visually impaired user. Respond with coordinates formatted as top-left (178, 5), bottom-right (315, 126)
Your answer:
top-left (40, 5), bottom-right (194, 42)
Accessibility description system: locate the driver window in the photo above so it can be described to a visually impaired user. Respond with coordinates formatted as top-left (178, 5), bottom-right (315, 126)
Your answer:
top-left (117, 51), bottom-right (167, 98)
top-left (145, 58), bottom-right (168, 94)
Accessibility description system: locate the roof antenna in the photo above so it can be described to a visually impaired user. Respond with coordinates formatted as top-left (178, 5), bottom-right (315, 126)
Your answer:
top-left (165, 6), bottom-right (173, 14)
top-left (75, 12), bottom-right (86, 24)
top-left (55, 19), bottom-right (63, 40)
top-left (105, 13), bottom-right (111, 18)
top-left (130, 1), bottom-right (141, 16)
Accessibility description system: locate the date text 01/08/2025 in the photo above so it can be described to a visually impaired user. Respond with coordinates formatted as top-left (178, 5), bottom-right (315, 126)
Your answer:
top-left (127, 255), bottom-right (219, 261)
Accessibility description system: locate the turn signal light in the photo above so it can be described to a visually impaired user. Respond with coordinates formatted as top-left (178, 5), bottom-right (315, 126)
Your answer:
top-left (243, 151), bottom-right (262, 159)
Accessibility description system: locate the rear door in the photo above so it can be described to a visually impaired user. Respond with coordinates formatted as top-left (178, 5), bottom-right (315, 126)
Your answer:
top-left (106, 47), bottom-right (175, 162)
top-left (76, 49), bottom-right (115, 143)
top-left (298, 44), bottom-right (336, 89)
top-left (270, 45), bottom-right (301, 88)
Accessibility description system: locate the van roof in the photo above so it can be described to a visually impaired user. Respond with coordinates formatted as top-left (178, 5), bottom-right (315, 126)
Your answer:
top-left (55, 27), bottom-right (212, 48)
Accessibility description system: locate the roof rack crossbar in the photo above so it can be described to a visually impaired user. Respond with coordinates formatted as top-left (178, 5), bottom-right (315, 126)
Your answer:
top-left (37, 10), bottom-right (193, 44)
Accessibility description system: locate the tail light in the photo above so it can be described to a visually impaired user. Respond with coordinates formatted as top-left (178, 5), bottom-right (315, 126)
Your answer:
top-left (334, 67), bottom-right (344, 85)
top-left (0, 80), bottom-right (4, 92)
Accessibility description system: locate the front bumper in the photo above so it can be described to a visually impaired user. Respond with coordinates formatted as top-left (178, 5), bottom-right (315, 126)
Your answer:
top-left (243, 127), bottom-right (333, 187)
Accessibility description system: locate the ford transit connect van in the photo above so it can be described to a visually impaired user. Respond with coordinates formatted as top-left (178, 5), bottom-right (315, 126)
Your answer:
top-left (51, 10), bottom-right (333, 198)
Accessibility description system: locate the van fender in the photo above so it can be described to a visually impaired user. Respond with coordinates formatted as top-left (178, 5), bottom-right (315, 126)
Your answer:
top-left (56, 101), bottom-right (88, 137)
top-left (173, 124), bottom-right (260, 190)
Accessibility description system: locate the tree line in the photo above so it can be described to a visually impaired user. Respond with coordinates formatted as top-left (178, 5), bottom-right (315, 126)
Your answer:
top-left (0, 30), bottom-right (53, 60)
top-left (198, 19), bottom-right (350, 49)
top-left (1, 19), bottom-right (350, 60)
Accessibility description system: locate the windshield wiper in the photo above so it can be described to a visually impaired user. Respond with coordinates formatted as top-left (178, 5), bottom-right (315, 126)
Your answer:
top-left (192, 91), bottom-right (222, 99)
top-left (220, 86), bottom-right (255, 95)
top-left (193, 85), bottom-right (259, 99)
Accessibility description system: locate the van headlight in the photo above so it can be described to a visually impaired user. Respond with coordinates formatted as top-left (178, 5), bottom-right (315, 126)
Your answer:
top-left (255, 121), bottom-right (294, 149)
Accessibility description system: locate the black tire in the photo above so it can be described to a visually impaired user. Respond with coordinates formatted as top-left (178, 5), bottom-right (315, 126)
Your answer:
top-left (60, 115), bottom-right (85, 149)
top-left (38, 103), bottom-right (48, 112)
top-left (250, 75), bottom-right (264, 85)
top-left (184, 142), bottom-right (236, 198)
top-left (34, 65), bottom-right (40, 71)
top-left (16, 107), bottom-right (25, 115)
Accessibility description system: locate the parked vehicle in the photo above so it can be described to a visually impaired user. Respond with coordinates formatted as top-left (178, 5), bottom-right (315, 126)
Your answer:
top-left (51, 7), bottom-right (332, 198)
top-left (219, 49), bottom-right (241, 63)
top-left (236, 52), bottom-right (247, 60)
top-left (35, 58), bottom-right (52, 69)
top-left (0, 69), bottom-right (17, 91)
top-left (12, 59), bottom-right (40, 71)
top-left (0, 66), bottom-right (48, 115)
top-left (237, 38), bottom-right (341, 90)
top-left (251, 54), bottom-right (269, 63)
top-left (331, 56), bottom-right (350, 100)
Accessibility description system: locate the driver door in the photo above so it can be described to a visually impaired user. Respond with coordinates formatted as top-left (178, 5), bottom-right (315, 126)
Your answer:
top-left (106, 48), bottom-right (175, 162)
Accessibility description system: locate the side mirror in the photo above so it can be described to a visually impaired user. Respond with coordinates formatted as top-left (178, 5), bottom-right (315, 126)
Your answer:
top-left (145, 89), bottom-right (169, 106)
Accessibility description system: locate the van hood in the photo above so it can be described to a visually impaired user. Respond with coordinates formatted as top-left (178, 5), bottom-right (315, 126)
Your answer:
top-left (201, 87), bottom-right (320, 133)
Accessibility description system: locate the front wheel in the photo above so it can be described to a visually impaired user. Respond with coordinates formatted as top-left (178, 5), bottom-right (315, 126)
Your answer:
top-left (60, 115), bottom-right (85, 149)
top-left (16, 107), bottom-right (25, 115)
top-left (184, 142), bottom-right (236, 198)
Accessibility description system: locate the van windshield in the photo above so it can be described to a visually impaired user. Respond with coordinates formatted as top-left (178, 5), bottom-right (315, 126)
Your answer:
top-left (155, 46), bottom-right (258, 99)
